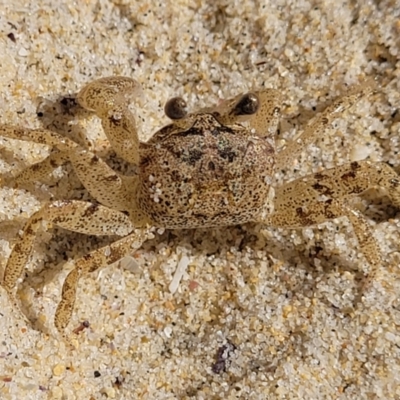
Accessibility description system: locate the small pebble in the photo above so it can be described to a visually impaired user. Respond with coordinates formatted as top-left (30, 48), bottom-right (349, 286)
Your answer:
top-left (52, 364), bottom-right (65, 377)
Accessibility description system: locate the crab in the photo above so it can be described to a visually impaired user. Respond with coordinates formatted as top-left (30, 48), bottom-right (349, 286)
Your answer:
top-left (1, 76), bottom-right (399, 335)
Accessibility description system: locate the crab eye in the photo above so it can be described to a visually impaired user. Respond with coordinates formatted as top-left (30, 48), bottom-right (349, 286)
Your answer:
top-left (233, 92), bottom-right (259, 115)
top-left (164, 97), bottom-right (188, 120)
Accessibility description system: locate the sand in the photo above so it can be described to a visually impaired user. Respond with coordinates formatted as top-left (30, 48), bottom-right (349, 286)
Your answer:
top-left (0, 0), bottom-right (400, 399)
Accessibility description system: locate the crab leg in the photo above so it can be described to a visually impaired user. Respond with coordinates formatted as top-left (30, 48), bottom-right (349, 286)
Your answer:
top-left (8, 150), bottom-right (70, 186)
top-left (55, 228), bottom-right (149, 333)
top-left (0, 125), bottom-right (78, 149)
top-left (275, 80), bottom-right (376, 172)
top-left (0, 124), bottom-right (146, 220)
top-left (261, 160), bottom-right (400, 284)
top-left (1, 200), bottom-right (134, 318)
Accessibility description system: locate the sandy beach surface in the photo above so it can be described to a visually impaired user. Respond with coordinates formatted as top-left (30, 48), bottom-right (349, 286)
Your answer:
top-left (0, 1), bottom-right (399, 399)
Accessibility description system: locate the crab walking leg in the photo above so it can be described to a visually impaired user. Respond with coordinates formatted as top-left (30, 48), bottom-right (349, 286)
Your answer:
top-left (0, 124), bottom-right (78, 186)
top-left (55, 229), bottom-right (149, 332)
top-left (77, 76), bottom-right (142, 166)
top-left (270, 161), bottom-right (400, 211)
top-left (2, 200), bottom-right (134, 298)
top-left (0, 125), bottom-right (141, 214)
top-left (275, 80), bottom-right (376, 172)
top-left (0, 125), bottom-right (79, 150)
top-left (262, 160), bottom-right (400, 279)
top-left (8, 150), bottom-right (70, 186)
top-left (265, 197), bottom-right (381, 268)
